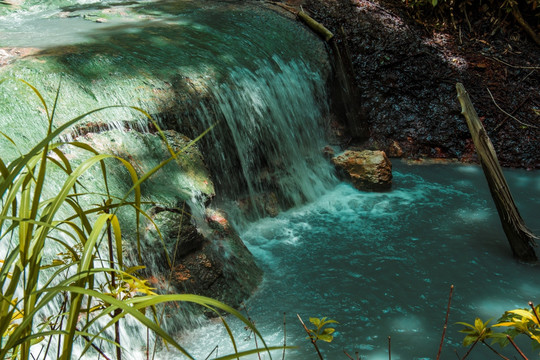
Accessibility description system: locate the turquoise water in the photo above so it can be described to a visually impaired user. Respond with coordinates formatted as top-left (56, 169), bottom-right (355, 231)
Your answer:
top-left (178, 162), bottom-right (539, 360)
top-left (0, 0), bottom-right (332, 210)
top-left (2, 1), bottom-right (539, 359)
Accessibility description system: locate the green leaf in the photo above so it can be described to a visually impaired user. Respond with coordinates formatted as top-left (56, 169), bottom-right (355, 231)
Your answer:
top-left (474, 317), bottom-right (484, 330)
top-left (508, 309), bottom-right (536, 323)
top-left (490, 333), bottom-right (510, 348)
top-left (321, 319), bottom-right (339, 326)
top-left (321, 328), bottom-right (335, 335)
top-left (318, 334), bottom-right (334, 343)
top-left (309, 317), bottom-right (321, 327)
top-left (456, 321), bottom-right (475, 329)
top-left (463, 334), bottom-right (477, 347)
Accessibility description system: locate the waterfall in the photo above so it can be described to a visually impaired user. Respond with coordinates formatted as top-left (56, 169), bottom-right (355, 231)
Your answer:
top-left (0, 0), bottom-right (337, 216)
top-left (0, 1), bottom-right (339, 358)
top-left (195, 56), bottom-right (337, 224)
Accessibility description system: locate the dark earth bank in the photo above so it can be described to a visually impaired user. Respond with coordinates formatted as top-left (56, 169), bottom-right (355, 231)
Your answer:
top-left (280, 0), bottom-right (539, 169)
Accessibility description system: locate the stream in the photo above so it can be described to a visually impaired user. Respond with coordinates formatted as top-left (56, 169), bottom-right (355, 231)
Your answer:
top-left (184, 162), bottom-right (540, 360)
top-left (1, 1), bottom-right (539, 359)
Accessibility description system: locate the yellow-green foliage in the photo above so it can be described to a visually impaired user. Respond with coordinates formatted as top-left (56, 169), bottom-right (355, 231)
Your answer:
top-left (457, 302), bottom-right (540, 358)
top-left (307, 317), bottom-right (339, 343)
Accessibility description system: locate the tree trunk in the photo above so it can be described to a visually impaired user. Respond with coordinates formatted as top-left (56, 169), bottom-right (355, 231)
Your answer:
top-left (456, 83), bottom-right (537, 262)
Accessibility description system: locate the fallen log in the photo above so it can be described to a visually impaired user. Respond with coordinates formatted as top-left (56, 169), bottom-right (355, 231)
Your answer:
top-left (456, 83), bottom-right (538, 262)
top-left (297, 10), bottom-right (334, 42)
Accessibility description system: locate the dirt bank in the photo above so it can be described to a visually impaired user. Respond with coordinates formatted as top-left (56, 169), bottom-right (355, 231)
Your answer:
top-left (299, 0), bottom-right (539, 169)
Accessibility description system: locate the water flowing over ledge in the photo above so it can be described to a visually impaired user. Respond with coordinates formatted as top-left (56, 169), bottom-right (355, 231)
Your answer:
top-left (0, 1), bottom-right (539, 359)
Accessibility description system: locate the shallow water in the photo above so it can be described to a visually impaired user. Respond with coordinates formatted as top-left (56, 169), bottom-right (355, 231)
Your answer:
top-left (178, 162), bottom-right (540, 360)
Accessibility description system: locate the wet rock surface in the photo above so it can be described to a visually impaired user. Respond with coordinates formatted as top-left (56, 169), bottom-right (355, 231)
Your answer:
top-left (332, 149), bottom-right (392, 191)
top-left (76, 129), bottom-right (215, 205)
top-left (74, 129), bottom-right (262, 309)
top-left (0, 47), bottom-right (39, 67)
top-left (302, 0), bottom-right (539, 169)
top-left (142, 206), bottom-right (262, 311)
top-left (237, 192), bottom-right (281, 218)
top-left (0, 0), bottom-right (332, 314)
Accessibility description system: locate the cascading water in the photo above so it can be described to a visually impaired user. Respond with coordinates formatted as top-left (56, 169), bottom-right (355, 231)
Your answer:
top-left (0, 0), bottom-right (336, 358)
top-left (195, 57), bottom-right (336, 223)
top-left (1, 1), bottom-right (539, 360)
top-left (180, 163), bottom-right (540, 360)
top-left (0, 0), bottom-right (335, 216)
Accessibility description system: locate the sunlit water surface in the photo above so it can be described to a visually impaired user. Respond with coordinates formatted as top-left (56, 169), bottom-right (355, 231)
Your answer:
top-left (176, 162), bottom-right (539, 360)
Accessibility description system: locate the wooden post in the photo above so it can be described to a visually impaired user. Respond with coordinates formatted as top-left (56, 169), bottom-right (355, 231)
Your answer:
top-left (456, 83), bottom-right (537, 262)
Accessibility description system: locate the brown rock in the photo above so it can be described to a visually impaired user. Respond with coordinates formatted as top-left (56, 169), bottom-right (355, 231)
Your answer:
top-left (332, 150), bottom-right (392, 191)
top-left (386, 140), bottom-right (403, 158)
top-left (139, 206), bottom-right (262, 313)
top-left (322, 145), bottom-right (335, 159)
top-left (0, 47), bottom-right (39, 67)
top-left (237, 192), bottom-right (280, 218)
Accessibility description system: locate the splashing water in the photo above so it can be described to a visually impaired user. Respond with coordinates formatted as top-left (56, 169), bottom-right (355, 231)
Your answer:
top-left (180, 162), bottom-right (540, 360)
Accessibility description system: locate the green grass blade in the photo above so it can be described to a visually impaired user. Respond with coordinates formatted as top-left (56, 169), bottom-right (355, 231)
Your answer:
top-left (15, 79), bottom-right (49, 120)
top-left (213, 346), bottom-right (293, 360)
top-left (0, 158), bottom-right (8, 179)
top-left (0, 105), bottom-right (135, 199)
top-left (48, 148), bottom-right (73, 174)
top-left (48, 79), bottom-right (62, 131)
top-left (124, 294), bottom-right (271, 355)
top-left (43, 285), bottom-right (196, 360)
top-left (67, 141), bottom-right (111, 197)
top-left (219, 315), bottom-right (240, 360)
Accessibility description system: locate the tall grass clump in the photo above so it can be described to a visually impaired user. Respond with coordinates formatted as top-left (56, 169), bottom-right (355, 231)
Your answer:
top-left (0, 79), bottom-right (278, 360)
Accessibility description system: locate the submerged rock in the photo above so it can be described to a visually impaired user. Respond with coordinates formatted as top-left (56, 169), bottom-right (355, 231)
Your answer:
top-left (332, 150), bottom-right (392, 191)
top-left (236, 192), bottom-right (281, 218)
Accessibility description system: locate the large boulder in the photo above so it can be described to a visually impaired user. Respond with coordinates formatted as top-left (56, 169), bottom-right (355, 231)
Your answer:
top-left (74, 129), bottom-right (261, 312)
top-left (332, 150), bottom-right (392, 191)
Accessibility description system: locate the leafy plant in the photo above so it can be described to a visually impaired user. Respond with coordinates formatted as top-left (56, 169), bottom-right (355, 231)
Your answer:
top-left (0, 78), bottom-right (279, 360)
top-left (492, 302), bottom-right (540, 349)
top-left (297, 314), bottom-right (338, 360)
top-left (457, 317), bottom-right (496, 346)
top-left (457, 302), bottom-right (540, 359)
top-left (307, 317), bottom-right (339, 343)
